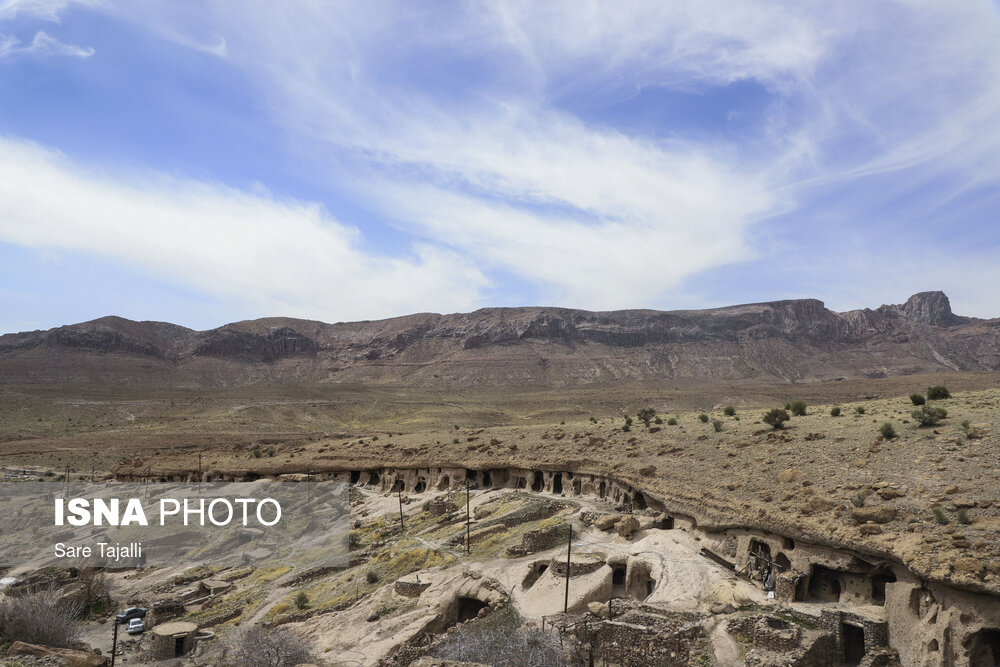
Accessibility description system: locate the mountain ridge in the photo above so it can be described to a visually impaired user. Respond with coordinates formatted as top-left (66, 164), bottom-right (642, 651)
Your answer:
top-left (2, 291), bottom-right (997, 387)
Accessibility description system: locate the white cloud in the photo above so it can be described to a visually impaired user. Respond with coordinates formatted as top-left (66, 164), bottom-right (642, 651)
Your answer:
top-left (0, 136), bottom-right (488, 321)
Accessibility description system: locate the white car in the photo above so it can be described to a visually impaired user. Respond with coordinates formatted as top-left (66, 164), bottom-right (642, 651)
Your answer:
top-left (126, 617), bottom-right (144, 634)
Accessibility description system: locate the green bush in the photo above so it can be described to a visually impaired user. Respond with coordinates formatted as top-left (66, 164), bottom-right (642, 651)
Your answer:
top-left (698, 413), bottom-right (709, 423)
top-left (712, 419), bottom-right (723, 432)
top-left (932, 506), bottom-right (949, 525)
top-left (909, 394), bottom-right (925, 406)
top-left (961, 419), bottom-right (981, 440)
top-left (637, 407), bottom-right (657, 427)
top-left (855, 406), bottom-right (866, 415)
top-left (762, 408), bottom-right (790, 430)
top-left (653, 416), bottom-right (663, 425)
top-left (666, 417), bottom-right (678, 426)
top-left (830, 406), bottom-right (841, 417)
top-left (784, 402), bottom-right (792, 410)
top-left (366, 569), bottom-right (380, 584)
top-left (912, 405), bottom-right (947, 426)
top-left (789, 400), bottom-right (807, 416)
top-left (879, 422), bottom-right (897, 439)
top-left (294, 591), bottom-right (309, 610)
top-left (723, 406), bottom-right (736, 417)
top-left (957, 508), bottom-right (971, 525)
top-left (927, 385), bottom-right (950, 400)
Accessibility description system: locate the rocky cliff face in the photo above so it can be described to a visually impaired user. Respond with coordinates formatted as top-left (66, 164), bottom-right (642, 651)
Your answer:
top-left (1, 292), bottom-right (996, 387)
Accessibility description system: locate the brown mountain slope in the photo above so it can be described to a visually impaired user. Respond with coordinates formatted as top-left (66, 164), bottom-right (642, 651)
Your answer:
top-left (1, 291), bottom-right (997, 387)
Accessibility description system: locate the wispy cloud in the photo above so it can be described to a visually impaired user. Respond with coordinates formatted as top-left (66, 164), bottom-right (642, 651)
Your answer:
top-left (0, 137), bottom-right (488, 321)
top-left (0, 29), bottom-right (93, 58)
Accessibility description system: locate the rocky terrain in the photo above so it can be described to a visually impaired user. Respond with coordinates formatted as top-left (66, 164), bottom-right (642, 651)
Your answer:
top-left (1, 291), bottom-right (997, 387)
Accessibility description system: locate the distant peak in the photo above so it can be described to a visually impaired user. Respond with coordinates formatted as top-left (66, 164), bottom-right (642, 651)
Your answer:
top-left (900, 291), bottom-right (955, 326)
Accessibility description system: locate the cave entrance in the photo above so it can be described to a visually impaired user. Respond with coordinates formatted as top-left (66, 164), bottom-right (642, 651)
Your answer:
top-left (807, 565), bottom-right (842, 603)
top-left (531, 471), bottom-right (544, 492)
top-left (522, 562), bottom-right (549, 590)
top-left (465, 469), bottom-right (477, 483)
top-left (438, 475), bottom-right (450, 490)
top-left (871, 568), bottom-right (897, 606)
top-left (633, 492), bottom-right (647, 510)
top-left (456, 597), bottom-right (488, 623)
top-left (598, 481), bottom-right (607, 499)
top-left (966, 629), bottom-right (1000, 666)
top-left (368, 471), bottom-right (380, 486)
top-left (515, 476), bottom-right (526, 489)
top-left (572, 480), bottom-right (582, 495)
top-left (392, 479), bottom-right (406, 493)
top-left (552, 473), bottom-right (563, 495)
top-left (775, 553), bottom-right (792, 572)
top-left (350, 470), bottom-right (361, 484)
top-left (612, 566), bottom-right (627, 598)
top-left (749, 540), bottom-right (772, 580)
top-left (842, 623), bottom-right (866, 665)
top-left (414, 479), bottom-right (427, 493)
top-left (482, 471), bottom-right (493, 488)
top-left (661, 516), bottom-right (674, 530)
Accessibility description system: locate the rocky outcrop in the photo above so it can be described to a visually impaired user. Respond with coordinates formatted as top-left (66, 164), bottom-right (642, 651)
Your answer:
top-left (1, 292), bottom-right (997, 387)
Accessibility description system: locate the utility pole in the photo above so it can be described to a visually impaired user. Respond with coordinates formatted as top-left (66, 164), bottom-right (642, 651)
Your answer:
top-left (198, 453), bottom-right (202, 493)
top-left (110, 619), bottom-right (119, 667)
top-left (397, 485), bottom-right (405, 532)
top-left (564, 524), bottom-right (572, 613)
top-left (466, 481), bottom-right (471, 554)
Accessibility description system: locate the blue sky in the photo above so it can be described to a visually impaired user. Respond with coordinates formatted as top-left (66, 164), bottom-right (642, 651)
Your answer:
top-left (1, 1), bottom-right (999, 334)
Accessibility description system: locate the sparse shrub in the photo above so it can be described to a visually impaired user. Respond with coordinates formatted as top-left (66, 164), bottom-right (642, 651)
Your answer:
top-left (830, 406), bottom-right (841, 417)
top-left (784, 402), bottom-right (791, 410)
top-left (789, 400), bottom-right (807, 416)
top-left (910, 394), bottom-right (925, 406)
top-left (624, 415), bottom-right (633, 428)
top-left (0, 584), bottom-right (84, 648)
top-left (653, 416), bottom-right (663, 425)
top-left (294, 591), bottom-right (309, 610)
top-left (723, 406), bottom-right (736, 417)
top-left (712, 419), bottom-right (723, 433)
top-left (372, 435), bottom-right (379, 441)
top-left (637, 407), bottom-right (657, 427)
top-left (957, 508), bottom-right (971, 525)
top-left (851, 492), bottom-right (866, 508)
top-left (698, 413), bottom-right (709, 423)
top-left (762, 408), bottom-right (790, 430)
top-left (932, 506), bottom-right (949, 525)
top-left (927, 385), bottom-right (951, 400)
top-left (961, 419), bottom-right (981, 440)
top-left (453, 438), bottom-right (460, 444)
top-left (432, 606), bottom-right (569, 666)
top-left (879, 422), bottom-right (897, 439)
top-left (454, 425), bottom-right (460, 430)
top-left (366, 569), bottom-right (380, 584)
top-left (589, 417), bottom-right (597, 424)
top-left (666, 417), bottom-right (678, 426)
top-left (560, 420), bottom-right (565, 425)
top-left (912, 405), bottom-right (947, 427)
top-left (855, 406), bottom-right (866, 415)
top-left (227, 625), bottom-right (313, 667)
top-left (621, 424), bottom-right (631, 432)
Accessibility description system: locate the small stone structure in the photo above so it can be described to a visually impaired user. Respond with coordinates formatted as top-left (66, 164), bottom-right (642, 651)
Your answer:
top-left (151, 621), bottom-right (199, 659)
top-left (505, 524), bottom-right (566, 557)
top-left (394, 577), bottom-right (431, 598)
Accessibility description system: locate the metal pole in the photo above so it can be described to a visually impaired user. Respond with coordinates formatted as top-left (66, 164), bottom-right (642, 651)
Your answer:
top-left (466, 481), bottom-right (471, 554)
top-left (564, 524), bottom-right (572, 613)
top-left (198, 453), bottom-right (202, 493)
top-left (110, 619), bottom-right (118, 667)
top-left (397, 486), bottom-right (405, 532)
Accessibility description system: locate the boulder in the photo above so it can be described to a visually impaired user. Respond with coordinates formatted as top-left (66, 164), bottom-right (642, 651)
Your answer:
top-left (852, 507), bottom-right (897, 524)
top-left (595, 515), bottom-right (621, 531)
top-left (8, 641), bottom-right (109, 667)
top-left (777, 469), bottom-right (802, 484)
top-left (616, 516), bottom-right (640, 538)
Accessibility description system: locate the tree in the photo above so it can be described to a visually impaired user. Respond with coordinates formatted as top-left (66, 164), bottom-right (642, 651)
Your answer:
top-left (763, 408), bottom-right (790, 430)
top-left (227, 626), bottom-right (313, 667)
top-left (294, 591), bottom-right (309, 610)
top-left (830, 406), bottom-right (841, 417)
top-left (927, 385), bottom-right (951, 400)
top-left (789, 400), bottom-right (807, 416)
top-left (636, 407), bottom-right (657, 427)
